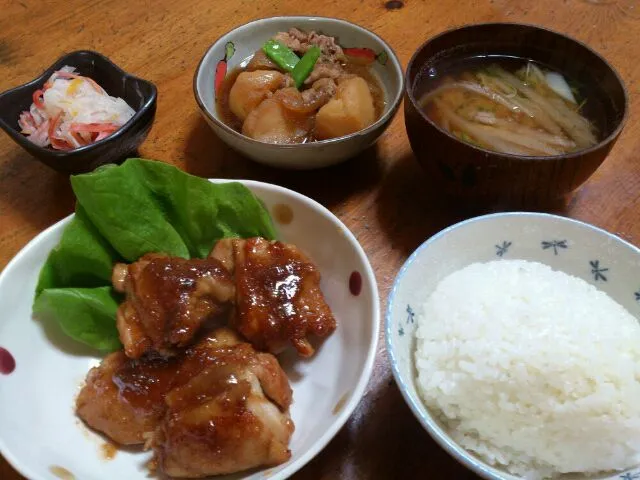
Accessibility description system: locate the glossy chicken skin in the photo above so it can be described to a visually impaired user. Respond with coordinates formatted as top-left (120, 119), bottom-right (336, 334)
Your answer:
top-left (210, 237), bottom-right (337, 356)
top-left (76, 329), bottom-right (294, 477)
top-left (113, 253), bottom-right (235, 358)
top-left (76, 350), bottom-right (178, 445)
top-left (155, 328), bottom-right (294, 477)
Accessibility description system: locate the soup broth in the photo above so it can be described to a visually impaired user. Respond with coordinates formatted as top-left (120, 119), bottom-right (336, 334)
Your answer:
top-left (416, 55), bottom-right (604, 156)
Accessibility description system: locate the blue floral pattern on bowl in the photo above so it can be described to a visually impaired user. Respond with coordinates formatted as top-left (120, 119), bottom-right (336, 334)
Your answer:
top-left (386, 212), bottom-right (640, 480)
top-left (541, 239), bottom-right (568, 255)
top-left (619, 472), bottom-right (640, 480)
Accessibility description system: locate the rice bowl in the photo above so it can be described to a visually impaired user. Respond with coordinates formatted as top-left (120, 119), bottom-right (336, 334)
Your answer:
top-left (414, 259), bottom-right (640, 479)
top-left (385, 212), bottom-right (640, 480)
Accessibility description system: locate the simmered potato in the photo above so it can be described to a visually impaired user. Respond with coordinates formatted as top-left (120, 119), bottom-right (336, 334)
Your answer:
top-left (242, 98), bottom-right (311, 144)
top-left (314, 76), bottom-right (375, 140)
top-left (229, 70), bottom-right (285, 121)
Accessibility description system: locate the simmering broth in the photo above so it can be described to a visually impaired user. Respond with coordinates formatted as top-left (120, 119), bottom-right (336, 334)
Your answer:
top-left (217, 61), bottom-right (385, 143)
top-left (214, 28), bottom-right (387, 145)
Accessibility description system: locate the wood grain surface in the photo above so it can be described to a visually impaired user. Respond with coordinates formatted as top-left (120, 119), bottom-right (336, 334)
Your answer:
top-left (1, 0), bottom-right (639, 478)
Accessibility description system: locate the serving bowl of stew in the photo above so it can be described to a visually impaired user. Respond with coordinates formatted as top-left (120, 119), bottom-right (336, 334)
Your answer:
top-left (194, 16), bottom-right (403, 169)
top-left (404, 23), bottom-right (628, 208)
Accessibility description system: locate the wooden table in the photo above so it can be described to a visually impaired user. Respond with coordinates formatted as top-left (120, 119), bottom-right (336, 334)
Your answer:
top-left (1, 0), bottom-right (639, 478)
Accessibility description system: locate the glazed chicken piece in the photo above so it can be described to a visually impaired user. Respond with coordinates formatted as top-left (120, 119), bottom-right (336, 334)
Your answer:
top-left (210, 237), bottom-right (337, 356)
top-left (154, 328), bottom-right (294, 477)
top-left (76, 328), bottom-right (294, 478)
top-left (76, 350), bottom-right (180, 445)
top-left (113, 253), bottom-right (235, 359)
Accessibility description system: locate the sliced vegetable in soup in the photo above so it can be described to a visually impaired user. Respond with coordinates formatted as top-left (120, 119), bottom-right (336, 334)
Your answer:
top-left (216, 28), bottom-right (386, 144)
top-left (418, 56), bottom-right (601, 156)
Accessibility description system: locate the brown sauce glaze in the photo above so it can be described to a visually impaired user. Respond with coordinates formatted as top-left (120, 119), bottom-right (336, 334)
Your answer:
top-left (234, 238), bottom-right (336, 356)
top-left (112, 353), bottom-right (181, 410)
top-left (49, 466), bottom-right (75, 480)
top-left (332, 391), bottom-right (350, 415)
top-left (138, 256), bottom-right (233, 337)
top-left (112, 332), bottom-right (252, 414)
top-left (240, 241), bottom-right (312, 340)
top-left (152, 336), bottom-right (282, 474)
top-left (273, 203), bottom-right (294, 225)
top-left (100, 441), bottom-right (118, 460)
top-left (118, 254), bottom-right (235, 357)
top-left (166, 359), bottom-right (253, 413)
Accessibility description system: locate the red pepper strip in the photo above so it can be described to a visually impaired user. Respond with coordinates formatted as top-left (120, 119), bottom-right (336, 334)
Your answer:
top-left (70, 122), bottom-right (119, 133)
top-left (47, 112), bottom-right (60, 139)
top-left (343, 48), bottom-right (376, 65)
top-left (56, 140), bottom-right (74, 150)
top-left (48, 113), bottom-right (72, 150)
top-left (32, 81), bottom-right (53, 111)
top-left (70, 130), bottom-right (88, 147)
top-left (343, 47), bottom-right (376, 64)
top-left (94, 131), bottom-right (113, 141)
top-left (215, 60), bottom-right (227, 95)
top-left (32, 89), bottom-right (45, 109)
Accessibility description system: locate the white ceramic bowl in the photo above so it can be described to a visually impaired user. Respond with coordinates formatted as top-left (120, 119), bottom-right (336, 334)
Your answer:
top-left (386, 212), bottom-right (640, 480)
top-left (0, 180), bottom-right (380, 480)
top-left (193, 16), bottom-right (404, 169)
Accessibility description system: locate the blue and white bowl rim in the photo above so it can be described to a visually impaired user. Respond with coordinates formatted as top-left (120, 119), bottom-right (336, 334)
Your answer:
top-left (384, 211), bottom-right (640, 480)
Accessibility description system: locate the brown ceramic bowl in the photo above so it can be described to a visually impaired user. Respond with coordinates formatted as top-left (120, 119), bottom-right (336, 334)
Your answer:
top-left (404, 23), bottom-right (628, 208)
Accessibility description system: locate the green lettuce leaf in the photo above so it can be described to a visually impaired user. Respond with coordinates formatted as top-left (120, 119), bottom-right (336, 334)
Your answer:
top-left (70, 161), bottom-right (191, 261)
top-left (34, 158), bottom-right (277, 352)
top-left (33, 287), bottom-right (122, 351)
top-left (70, 159), bottom-right (277, 260)
top-left (129, 159), bottom-right (277, 258)
top-left (35, 205), bottom-right (122, 295)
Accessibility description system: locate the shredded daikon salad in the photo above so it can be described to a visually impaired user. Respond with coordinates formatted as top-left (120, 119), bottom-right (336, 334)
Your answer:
top-left (18, 66), bottom-right (135, 150)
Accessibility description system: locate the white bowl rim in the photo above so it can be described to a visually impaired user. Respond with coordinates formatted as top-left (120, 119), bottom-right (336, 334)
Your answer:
top-left (193, 15), bottom-right (405, 150)
top-left (385, 211), bottom-right (640, 480)
top-left (0, 178), bottom-right (381, 480)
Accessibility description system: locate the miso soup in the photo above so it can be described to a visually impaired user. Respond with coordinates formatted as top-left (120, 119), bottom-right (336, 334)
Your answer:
top-left (417, 56), bottom-right (602, 156)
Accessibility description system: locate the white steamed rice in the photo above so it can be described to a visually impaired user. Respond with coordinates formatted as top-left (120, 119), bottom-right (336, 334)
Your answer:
top-left (414, 260), bottom-right (640, 479)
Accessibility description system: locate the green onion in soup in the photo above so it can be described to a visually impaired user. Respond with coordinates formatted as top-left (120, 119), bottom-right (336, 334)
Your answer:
top-left (420, 61), bottom-right (598, 156)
